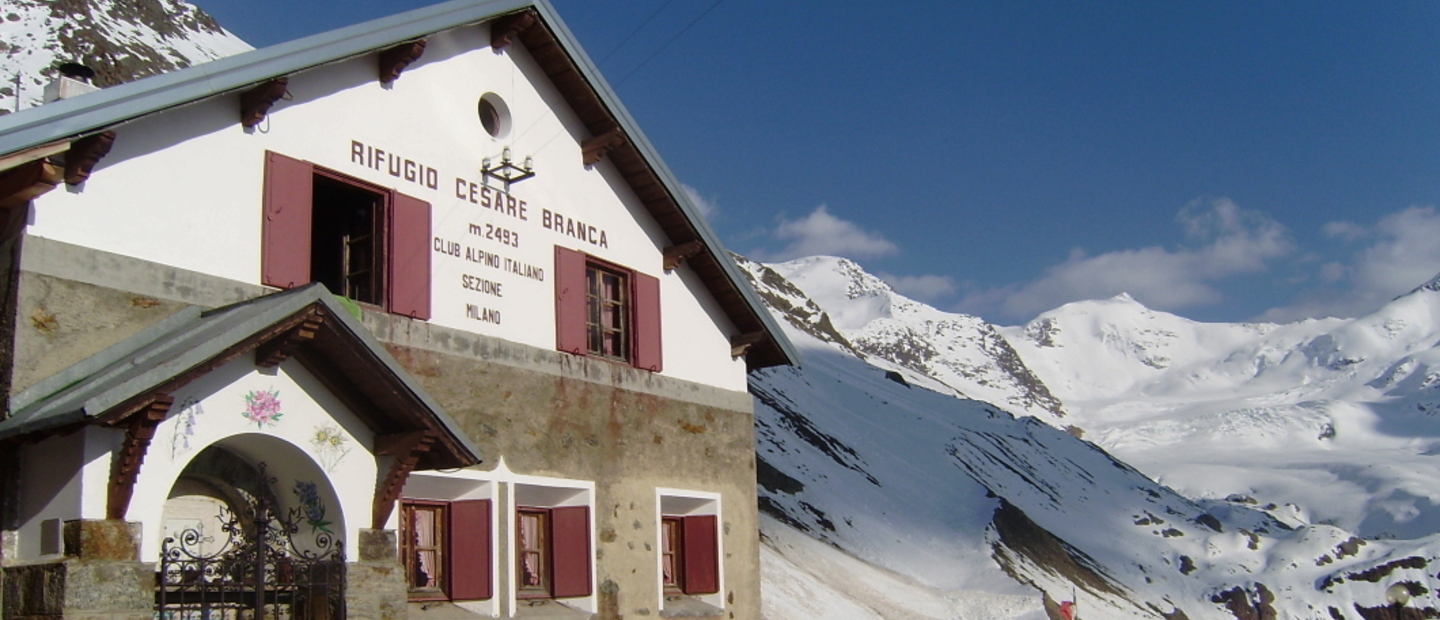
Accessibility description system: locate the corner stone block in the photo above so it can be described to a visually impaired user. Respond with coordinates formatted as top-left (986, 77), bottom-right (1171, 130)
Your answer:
top-left (359, 528), bottom-right (397, 562)
top-left (63, 519), bottom-right (141, 560)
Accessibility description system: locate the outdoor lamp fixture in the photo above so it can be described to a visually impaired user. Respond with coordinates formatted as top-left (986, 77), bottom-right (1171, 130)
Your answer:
top-left (481, 147), bottom-right (535, 189)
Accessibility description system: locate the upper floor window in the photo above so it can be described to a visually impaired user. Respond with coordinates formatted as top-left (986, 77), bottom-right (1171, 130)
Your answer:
top-left (587, 264), bottom-right (628, 360)
top-left (262, 151), bottom-right (432, 319)
top-left (555, 246), bottom-right (662, 372)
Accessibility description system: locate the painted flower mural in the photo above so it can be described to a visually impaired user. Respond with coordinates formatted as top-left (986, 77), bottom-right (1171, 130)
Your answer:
top-left (242, 389), bottom-right (283, 428)
top-left (310, 425), bottom-right (351, 472)
top-left (293, 480), bottom-right (332, 534)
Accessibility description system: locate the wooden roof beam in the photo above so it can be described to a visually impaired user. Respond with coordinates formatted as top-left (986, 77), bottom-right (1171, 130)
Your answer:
top-left (0, 159), bottom-right (62, 209)
top-left (64, 131), bottom-right (115, 185)
top-left (378, 39), bottom-right (427, 84)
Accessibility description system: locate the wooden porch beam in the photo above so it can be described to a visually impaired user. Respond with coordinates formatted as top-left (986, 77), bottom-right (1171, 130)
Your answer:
top-left (106, 395), bottom-right (174, 520)
top-left (372, 430), bottom-right (434, 528)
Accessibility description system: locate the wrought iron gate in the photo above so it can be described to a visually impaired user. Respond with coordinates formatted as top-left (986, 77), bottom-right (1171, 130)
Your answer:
top-left (156, 466), bottom-right (345, 620)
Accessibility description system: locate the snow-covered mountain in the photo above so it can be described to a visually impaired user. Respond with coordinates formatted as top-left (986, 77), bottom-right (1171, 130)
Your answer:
top-left (745, 254), bottom-right (1440, 619)
top-left (0, 0), bottom-right (250, 114)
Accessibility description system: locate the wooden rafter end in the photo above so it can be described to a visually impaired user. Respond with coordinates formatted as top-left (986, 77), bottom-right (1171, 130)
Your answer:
top-left (372, 430), bottom-right (435, 528)
top-left (106, 395), bottom-right (174, 520)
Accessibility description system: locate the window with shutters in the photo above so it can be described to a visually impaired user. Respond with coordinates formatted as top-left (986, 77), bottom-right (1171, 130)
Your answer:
top-left (399, 498), bottom-right (493, 602)
top-left (514, 504), bottom-right (592, 600)
top-left (401, 501), bottom-right (447, 598)
top-left (657, 491), bottom-right (721, 611)
top-left (554, 246), bottom-right (662, 372)
top-left (263, 150), bottom-right (432, 319)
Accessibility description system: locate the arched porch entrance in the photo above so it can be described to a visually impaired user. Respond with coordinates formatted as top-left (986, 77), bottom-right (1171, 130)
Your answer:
top-left (155, 441), bottom-right (346, 619)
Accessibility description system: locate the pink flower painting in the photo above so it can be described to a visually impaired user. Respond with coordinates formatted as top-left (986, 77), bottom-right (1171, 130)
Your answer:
top-left (242, 389), bottom-right (283, 428)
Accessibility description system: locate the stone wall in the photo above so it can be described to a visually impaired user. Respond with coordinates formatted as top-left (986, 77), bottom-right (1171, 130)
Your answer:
top-left (2, 520), bottom-right (151, 620)
top-left (376, 317), bottom-right (760, 620)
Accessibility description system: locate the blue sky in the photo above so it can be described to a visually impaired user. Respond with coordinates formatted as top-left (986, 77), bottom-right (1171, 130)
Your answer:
top-left (193, 0), bottom-right (1440, 325)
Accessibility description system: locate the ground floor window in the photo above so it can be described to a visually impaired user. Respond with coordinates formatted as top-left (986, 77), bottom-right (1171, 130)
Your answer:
top-left (515, 504), bottom-right (591, 599)
top-left (401, 501), bottom-right (447, 597)
top-left (658, 489), bottom-right (722, 609)
top-left (400, 498), bottom-right (492, 601)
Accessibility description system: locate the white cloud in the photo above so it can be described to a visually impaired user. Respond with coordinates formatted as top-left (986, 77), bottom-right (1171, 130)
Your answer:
top-left (957, 199), bottom-right (1292, 321)
top-left (751, 205), bottom-right (899, 261)
top-left (1261, 206), bottom-right (1440, 321)
top-left (680, 183), bottom-right (718, 222)
top-left (880, 272), bottom-right (958, 303)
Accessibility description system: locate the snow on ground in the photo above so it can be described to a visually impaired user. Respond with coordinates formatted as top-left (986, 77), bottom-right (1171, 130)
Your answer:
top-left (750, 256), bottom-right (1440, 618)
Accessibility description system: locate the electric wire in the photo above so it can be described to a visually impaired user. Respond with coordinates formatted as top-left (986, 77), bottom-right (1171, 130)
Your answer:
top-left (595, 0), bottom-right (678, 67)
top-left (614, 0), bottom-right (726, 87)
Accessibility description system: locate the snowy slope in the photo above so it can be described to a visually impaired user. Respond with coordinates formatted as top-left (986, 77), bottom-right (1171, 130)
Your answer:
top-left (747, 256), bottom-right (1440, 619)
top-left (0, 0), bottom-right (250, 114)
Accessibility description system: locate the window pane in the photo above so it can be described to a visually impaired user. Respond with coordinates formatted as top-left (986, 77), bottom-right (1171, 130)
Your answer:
top-left (404, 503), bottom-right (446, 594)
top-left (518, 510), bottom-right (549, 596)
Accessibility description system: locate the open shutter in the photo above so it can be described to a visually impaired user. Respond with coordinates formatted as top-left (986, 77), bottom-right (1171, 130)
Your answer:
top-left (681, 515), bottom-right (719, 595)
top-left (389, 192), bottom-right (432, 320)
top-left (550, 505), bottom-right (591, 598)
top-left (554, 246), bottom-right (588, 355)
top-left (449, 499), bottom-right (492, 601)
top-left (261, 151), bottom-right (312, 288)
top-left (632, 271), bottom-right (662, 372)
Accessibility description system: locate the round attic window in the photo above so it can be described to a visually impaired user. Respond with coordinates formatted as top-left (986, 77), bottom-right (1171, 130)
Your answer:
top-left (478, 93), bottom-right (511, 138)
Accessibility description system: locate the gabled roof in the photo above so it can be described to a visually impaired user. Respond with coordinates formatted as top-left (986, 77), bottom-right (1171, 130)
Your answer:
top-left (0, 284), bottom-right (481, 471)
top-left (0, 0), bottom-right (797, 369)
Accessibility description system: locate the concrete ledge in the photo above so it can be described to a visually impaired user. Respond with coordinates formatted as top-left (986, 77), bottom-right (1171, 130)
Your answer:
top-left (367, 311), bottom-right (752, 413)
top-left (19, 236), bottom-right (753, 413)
top-left (21, 235), bottom-right (269, 309)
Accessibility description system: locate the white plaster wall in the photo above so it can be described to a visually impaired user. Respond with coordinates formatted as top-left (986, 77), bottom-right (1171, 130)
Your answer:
top-left (124, 356), bottom-right (377, 562)
top-left (25, 23), bottom-right (750, 392)
top-left (14, 431), bottom-right (84, 559)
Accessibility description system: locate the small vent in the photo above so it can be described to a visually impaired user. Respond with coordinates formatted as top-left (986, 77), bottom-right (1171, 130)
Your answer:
top-left (40, 518), bottom-right (62, 555)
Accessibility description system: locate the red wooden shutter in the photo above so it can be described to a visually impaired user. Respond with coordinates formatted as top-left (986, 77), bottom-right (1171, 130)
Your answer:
top-left (632, 271), bottom-right (662, 372)
top-left (389, 191), bottom-right (432, 320)
top-left (549, 505), bottom-right (591, 598)
top-left (681, 515), bottom-right (719, 595)
top-left (449, 499), bottom-right (492, 601)
top-left (554, 246), bottom-right (588, 355)
top-left (261, 151), bottom-right (313, 288)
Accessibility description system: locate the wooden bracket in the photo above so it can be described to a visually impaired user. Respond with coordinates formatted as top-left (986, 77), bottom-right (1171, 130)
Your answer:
top-left (379, 39), bottom-right (428, 84)
top-left (730, 332), bottom-right (766, 359)
top-left (372, 430), bottom-right (434, 528)
top-left (106, 395), bottom-right (174, 520)
top-left (490, 11), bottom-right (537, 50)
top-left (663, 241), bottom-right (704, 272)
top-left (581, 127), bottom-right (627, 166)
top-left (240, 78), bottom-right (289, 128)
top-left (64, 131), bottom-right (116, 185)
top-left (255, 312), bottom-right (324, 368)
top-left (0, 159), bottom-right (63, 208)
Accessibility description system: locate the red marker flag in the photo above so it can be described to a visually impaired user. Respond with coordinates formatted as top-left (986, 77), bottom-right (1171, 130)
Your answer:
top-left (1059, 600), bottom-right (1076, 620)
